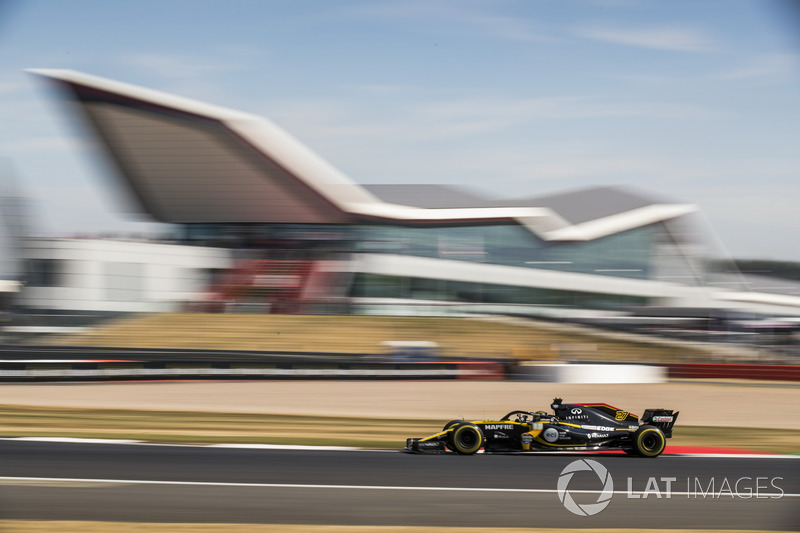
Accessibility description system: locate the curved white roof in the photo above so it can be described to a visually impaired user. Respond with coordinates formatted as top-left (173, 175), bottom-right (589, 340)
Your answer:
top-left (30, 69), bottom-right (696, 240)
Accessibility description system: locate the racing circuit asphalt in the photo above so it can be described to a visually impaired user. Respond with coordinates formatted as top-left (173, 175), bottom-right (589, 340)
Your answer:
top-left (0, 440), bottom-right (797, 529)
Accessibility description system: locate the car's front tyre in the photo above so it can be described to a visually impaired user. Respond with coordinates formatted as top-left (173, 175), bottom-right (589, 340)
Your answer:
top-left (442, 419), bottom-right (463, 432)
top-left (449, 423), bottom-right (484, 455)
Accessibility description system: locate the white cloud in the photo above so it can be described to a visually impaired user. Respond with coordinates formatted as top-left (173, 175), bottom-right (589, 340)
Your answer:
top-left (716, 53), bottom-right (800, 80)
top-left (124, 53), bottom-right (245, 80)
top-left (118, 52), bottom-right (261, 103)
top-left (366, 96), bottom-right (718, 143)
top-left (27, 182), bottom-right (164, 237)
top-left (579, 0), bottom-right (642, 6)
top-left (5, 136), bottom-right (91, 154)
top-left (516, 156), bottom-right (660, 181)
top-left (423, 96), bottom-right (718, 122)
top-left (339, 83), bottom-right (427, 96)
top-left (687, 184), bottom-right (800, 261)
top-left (575, 25), bottom-right (717, 52)
top-left (460, 14), bottom-right (552, 43)
top-left (0, 79), bottom-right (28, 96)
top-left (348, 0), bottom-right (443, 19)
top-left (349, 1), bottom-right (552, 43)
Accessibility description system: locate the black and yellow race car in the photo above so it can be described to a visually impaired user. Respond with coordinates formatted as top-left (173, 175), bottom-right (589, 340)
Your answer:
top-left (405, 398), bottom-right (678, 457)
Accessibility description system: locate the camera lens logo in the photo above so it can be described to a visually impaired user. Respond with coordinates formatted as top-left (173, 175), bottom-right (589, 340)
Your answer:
top-left (557, 459), bottom-right (614, 516)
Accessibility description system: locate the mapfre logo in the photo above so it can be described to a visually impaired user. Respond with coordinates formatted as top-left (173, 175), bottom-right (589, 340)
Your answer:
top-left (557, 459), bottom-right (614, 516)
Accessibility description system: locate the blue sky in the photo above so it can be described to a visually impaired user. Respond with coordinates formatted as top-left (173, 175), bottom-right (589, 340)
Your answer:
top-left (1, 0), bottom-right (799, 260)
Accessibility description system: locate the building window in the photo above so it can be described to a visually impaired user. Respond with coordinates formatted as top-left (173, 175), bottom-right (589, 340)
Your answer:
top-left (350, 273), bottom-right (649, 310)
top-left (26, 259), bottom-right (61, 287)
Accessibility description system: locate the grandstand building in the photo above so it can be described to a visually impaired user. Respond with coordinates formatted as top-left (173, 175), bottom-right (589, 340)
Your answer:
top-left (28, 69), bottom-right (800, 321)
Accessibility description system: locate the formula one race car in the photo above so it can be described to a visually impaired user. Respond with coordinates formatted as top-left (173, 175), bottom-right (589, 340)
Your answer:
top-left (405, 398), bottom-right (678, 457)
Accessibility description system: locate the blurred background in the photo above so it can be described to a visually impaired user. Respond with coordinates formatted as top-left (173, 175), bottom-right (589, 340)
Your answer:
top-left (0, 0), bottom-right (798, 361)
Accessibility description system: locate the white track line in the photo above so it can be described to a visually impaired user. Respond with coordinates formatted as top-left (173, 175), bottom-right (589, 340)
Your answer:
top-left (0, 437), bottom-right (360, 451)
top-left (1, 437), bottom-right (798, 459)
top-left (0, 476), bottom-right (796, 498)
top-left (209, 443), bottom-right (361, 451)
top-left (667, 453), bottom-right (800, 459)
top-left (3, 437), bottom-right (143, 445)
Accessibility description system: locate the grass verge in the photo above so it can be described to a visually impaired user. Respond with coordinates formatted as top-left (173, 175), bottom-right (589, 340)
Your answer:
top-left (2, 404), bottom-right (799, 454)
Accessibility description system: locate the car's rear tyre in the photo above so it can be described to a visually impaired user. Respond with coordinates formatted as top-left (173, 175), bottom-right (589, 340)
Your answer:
top-left (443, 419), bottom-right (463, 432)
top-left (449, 423), bottom-right (484, 455)
top-left (634, 425), bottom-right (666, 457)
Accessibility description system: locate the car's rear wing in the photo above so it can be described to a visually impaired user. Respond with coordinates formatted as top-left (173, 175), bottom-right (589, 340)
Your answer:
top-left (641, 409), bottom-right (679, 438)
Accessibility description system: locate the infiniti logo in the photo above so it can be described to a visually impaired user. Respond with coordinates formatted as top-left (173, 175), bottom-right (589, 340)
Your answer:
top-left (557, 459), bottom-right (614, 516)
top-left (570, 408), bottom-right (582, 415)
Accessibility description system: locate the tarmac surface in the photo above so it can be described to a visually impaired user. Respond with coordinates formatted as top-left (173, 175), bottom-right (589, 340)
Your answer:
top-left (0, 440), bottom-right (797, 529)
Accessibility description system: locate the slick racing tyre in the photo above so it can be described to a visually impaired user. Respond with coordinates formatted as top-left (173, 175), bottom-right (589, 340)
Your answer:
top-left (634, 425), bottom-right (666, 457)
top-left (442, 419), bottom-right (463, 432)
top-left (449, 423), bottom-right (484, 455)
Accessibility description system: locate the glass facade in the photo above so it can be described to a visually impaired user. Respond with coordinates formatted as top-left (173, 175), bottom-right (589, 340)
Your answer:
top-left (348, 218), bottom-right (710, 310)
top-left (350, 273), bottom-right (649, 309)
top-left (356, 223), bottom-right (657, 280)
top-left (177, 215), bottom-right (713, 311)
top-left (180, 223), bottom-right (353, 255)
top-left (178, 218), bottom-right (710, 281)
top-left (26, 258), bottom-right (61, 287)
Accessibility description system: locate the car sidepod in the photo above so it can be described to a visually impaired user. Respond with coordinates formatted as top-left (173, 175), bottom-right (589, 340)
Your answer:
top-left (476, 421), bottom-right (533, 452)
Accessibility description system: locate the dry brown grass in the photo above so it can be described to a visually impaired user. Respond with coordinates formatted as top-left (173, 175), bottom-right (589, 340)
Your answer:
top-left (42, 313), bottom-right (713, 362)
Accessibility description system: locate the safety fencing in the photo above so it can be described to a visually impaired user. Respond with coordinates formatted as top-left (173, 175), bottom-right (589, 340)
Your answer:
top-left (0, 347), bottom-right (797, 382)
top-left (0, 359), bottom-right (505, 382)
top-left (665, 362), bottom-right (800, 381)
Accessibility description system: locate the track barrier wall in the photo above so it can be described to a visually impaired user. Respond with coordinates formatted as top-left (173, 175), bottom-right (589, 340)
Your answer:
top-left (513, 363), bottom-right (667, 383)
top-left (666, 362), bottom-right (800, 381)
top-left (0, 349), bottom-right (797, 382)
top-left (0, 360), bottom-right (506, 382)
